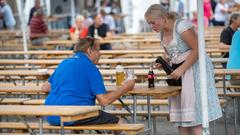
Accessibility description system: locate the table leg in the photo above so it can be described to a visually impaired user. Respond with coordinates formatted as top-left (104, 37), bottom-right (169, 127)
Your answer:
top-left (132, 95), bottom-right (137, 123)
top-left (223, 76), bottom-right (228, 135)
top-left (39, 117), bottom-right (43, 135)
top-left (18, 116), bottom-right (36, 135)
top-left (147, 95), bottom-right (152, 135)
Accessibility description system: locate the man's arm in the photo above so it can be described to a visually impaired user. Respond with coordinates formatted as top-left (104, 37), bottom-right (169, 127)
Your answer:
top-left (41, 81), bottom-right (51, 92)
top-left (96, 80), bottom-right (135, 106)
top-left (219, 30), bottom-right (231, 49)
top-left (218, 42), bottom-right (230, 49)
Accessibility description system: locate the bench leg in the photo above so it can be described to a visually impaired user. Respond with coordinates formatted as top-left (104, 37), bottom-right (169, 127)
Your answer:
top-left (61, 120), bottom-right (65, 135)
top-left (147, 95), bottom-right (152, 135)
top-left (152, 117), bottom-right (157, 135)
top-left (18, 116), bottom-right (36, 135)
top-left (222, 76), bottom-right (228, 135)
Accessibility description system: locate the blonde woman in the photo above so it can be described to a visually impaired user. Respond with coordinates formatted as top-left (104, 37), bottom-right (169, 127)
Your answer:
top-left (145, 4), bottom-right (222, 135)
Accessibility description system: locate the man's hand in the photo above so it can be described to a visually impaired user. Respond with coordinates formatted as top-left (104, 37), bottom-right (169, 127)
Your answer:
top-left (41, 81), bottom-right (51, 93)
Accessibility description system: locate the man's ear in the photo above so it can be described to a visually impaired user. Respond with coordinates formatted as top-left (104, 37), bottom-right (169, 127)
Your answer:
top-left (86, 47), bottom-right (92, 55)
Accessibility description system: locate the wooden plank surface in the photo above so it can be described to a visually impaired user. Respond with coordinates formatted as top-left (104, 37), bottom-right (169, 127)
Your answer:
top-left (0, 49), bottom-right (229, 55)
top-left (0, 105), bottom-right (100, 116)
top-left (0, 58), bottom-right (228, 66)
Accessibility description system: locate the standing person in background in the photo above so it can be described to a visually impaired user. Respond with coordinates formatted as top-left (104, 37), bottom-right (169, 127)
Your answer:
top-left (69, 15), bottom-right (88, 41)
top-left (0, 5), bottom-right (3, 29)
top-left (204, 0), bottom-right (214, 26)
top-left (191, 11), bottom-right (209, 29)
top-left (28, 0), bottom-right (41, 25)
top-left (88, 14), bottom-right (112, 50)
top-left (178, 0), bottom-right (184, 17)
top-left (100, 9), bottom-right (116, 34)
top-left (0, 0), bottom-right (16, 30)
top-left (214, 0), bottom-right (229, 26)
top-left (145, 4), bottom-right (222, 135)
top-left (210, 0), bottom-right (217, 14)
top-left (218, 13), bottom-right (240, 67)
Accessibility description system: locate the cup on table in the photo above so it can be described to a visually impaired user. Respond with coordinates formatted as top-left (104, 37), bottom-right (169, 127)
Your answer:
top-left (126, 69), bottom-right (135, 80)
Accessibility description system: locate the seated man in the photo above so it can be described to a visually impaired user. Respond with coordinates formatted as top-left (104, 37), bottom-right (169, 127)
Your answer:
top-left (30, 8), bottom-right (49, 45)
top-left (42, 37), bottom-right (135, 133)
top-left (88, 14), bottom-right (112, 50)
top-left (218, 13), bottom-right (240, 67)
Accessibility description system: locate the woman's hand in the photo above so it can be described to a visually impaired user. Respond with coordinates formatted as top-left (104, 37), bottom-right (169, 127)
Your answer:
top-left (154, 63), bottom-right (162, 70)
top-left (170, 67), bottom-right (185, 80)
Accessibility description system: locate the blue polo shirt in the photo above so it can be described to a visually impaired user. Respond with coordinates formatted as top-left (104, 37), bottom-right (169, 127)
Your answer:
top-left (45, 52), bottom-right (106, 126)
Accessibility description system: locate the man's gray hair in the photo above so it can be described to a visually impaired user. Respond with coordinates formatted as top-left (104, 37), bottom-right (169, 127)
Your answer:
top-left (73, 37), bottom-right (99, 53)
top-left (229, 12), bottom-right (240, 25)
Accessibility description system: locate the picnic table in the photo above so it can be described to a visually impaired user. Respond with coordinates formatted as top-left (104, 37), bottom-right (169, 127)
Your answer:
top-left (0, 105), bottom-right (100, 135)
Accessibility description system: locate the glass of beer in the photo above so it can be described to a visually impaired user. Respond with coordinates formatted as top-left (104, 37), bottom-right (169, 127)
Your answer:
top-left (116, 65), bottom-right (124, 86)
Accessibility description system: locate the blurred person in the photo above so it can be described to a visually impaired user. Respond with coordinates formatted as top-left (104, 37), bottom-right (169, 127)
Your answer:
top-left (101, 0), bottom-right (112, 14)
top-left (219, 13), bottom-right (240, 55)
top-left (0, 0), bottom-right (16, 30)
top-left (42, 37), bottom-right (135, 135)
top-left (82, 10), bottom-right (93, 28)
top-left (111, 1), bottom-right (121, 14)
top-left (178, 0), bottom-right (184, 17)
top-left (161, 0), bottom-right (170, 10)
top-left (0, 5), bottom-right (3, 29)
top-left (204, 0), bottom-right (214, 25)
top-left (69, 15), bottom-right (88, 41)
top-left (28, 0), bottom-right (41, 25)
top-left (191, 11), bottom-right (209, 29)
top-left (88, 14), bottom-right (112, 50)
top-left (214, 0), bottom-right (229, 26)
top-left (145, 4), bottom-right (222, 135)
top-left (210, 0), bottom-right (217, 14)
top-left (100, 9), bottom-right (116, 34)
top-left (30, 8), bottom-right (48, 45)
top-left (235, 0), bottom-right (240, 4)
top-left (226, 30), bottom-right (240, 84)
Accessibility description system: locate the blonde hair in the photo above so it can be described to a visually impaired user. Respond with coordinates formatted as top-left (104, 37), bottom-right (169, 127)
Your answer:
top-left (144, 4), bottom-right (178, 20)
top-left (75, 15), bottom-right (84, 22)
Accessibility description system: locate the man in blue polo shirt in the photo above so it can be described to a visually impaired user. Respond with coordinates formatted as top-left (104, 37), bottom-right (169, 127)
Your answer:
top-left (42, 37), bottom-right (135, 128)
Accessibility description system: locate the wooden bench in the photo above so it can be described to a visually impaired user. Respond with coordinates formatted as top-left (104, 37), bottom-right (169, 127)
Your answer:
top-left (0, 133), bottom-right (113, 135)
top-left (23, 99), bottom-right (168, 106)
top-left (0, 98), bottom-right (31, 104)
top-left (0, 122), bottom-right (145, 135)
